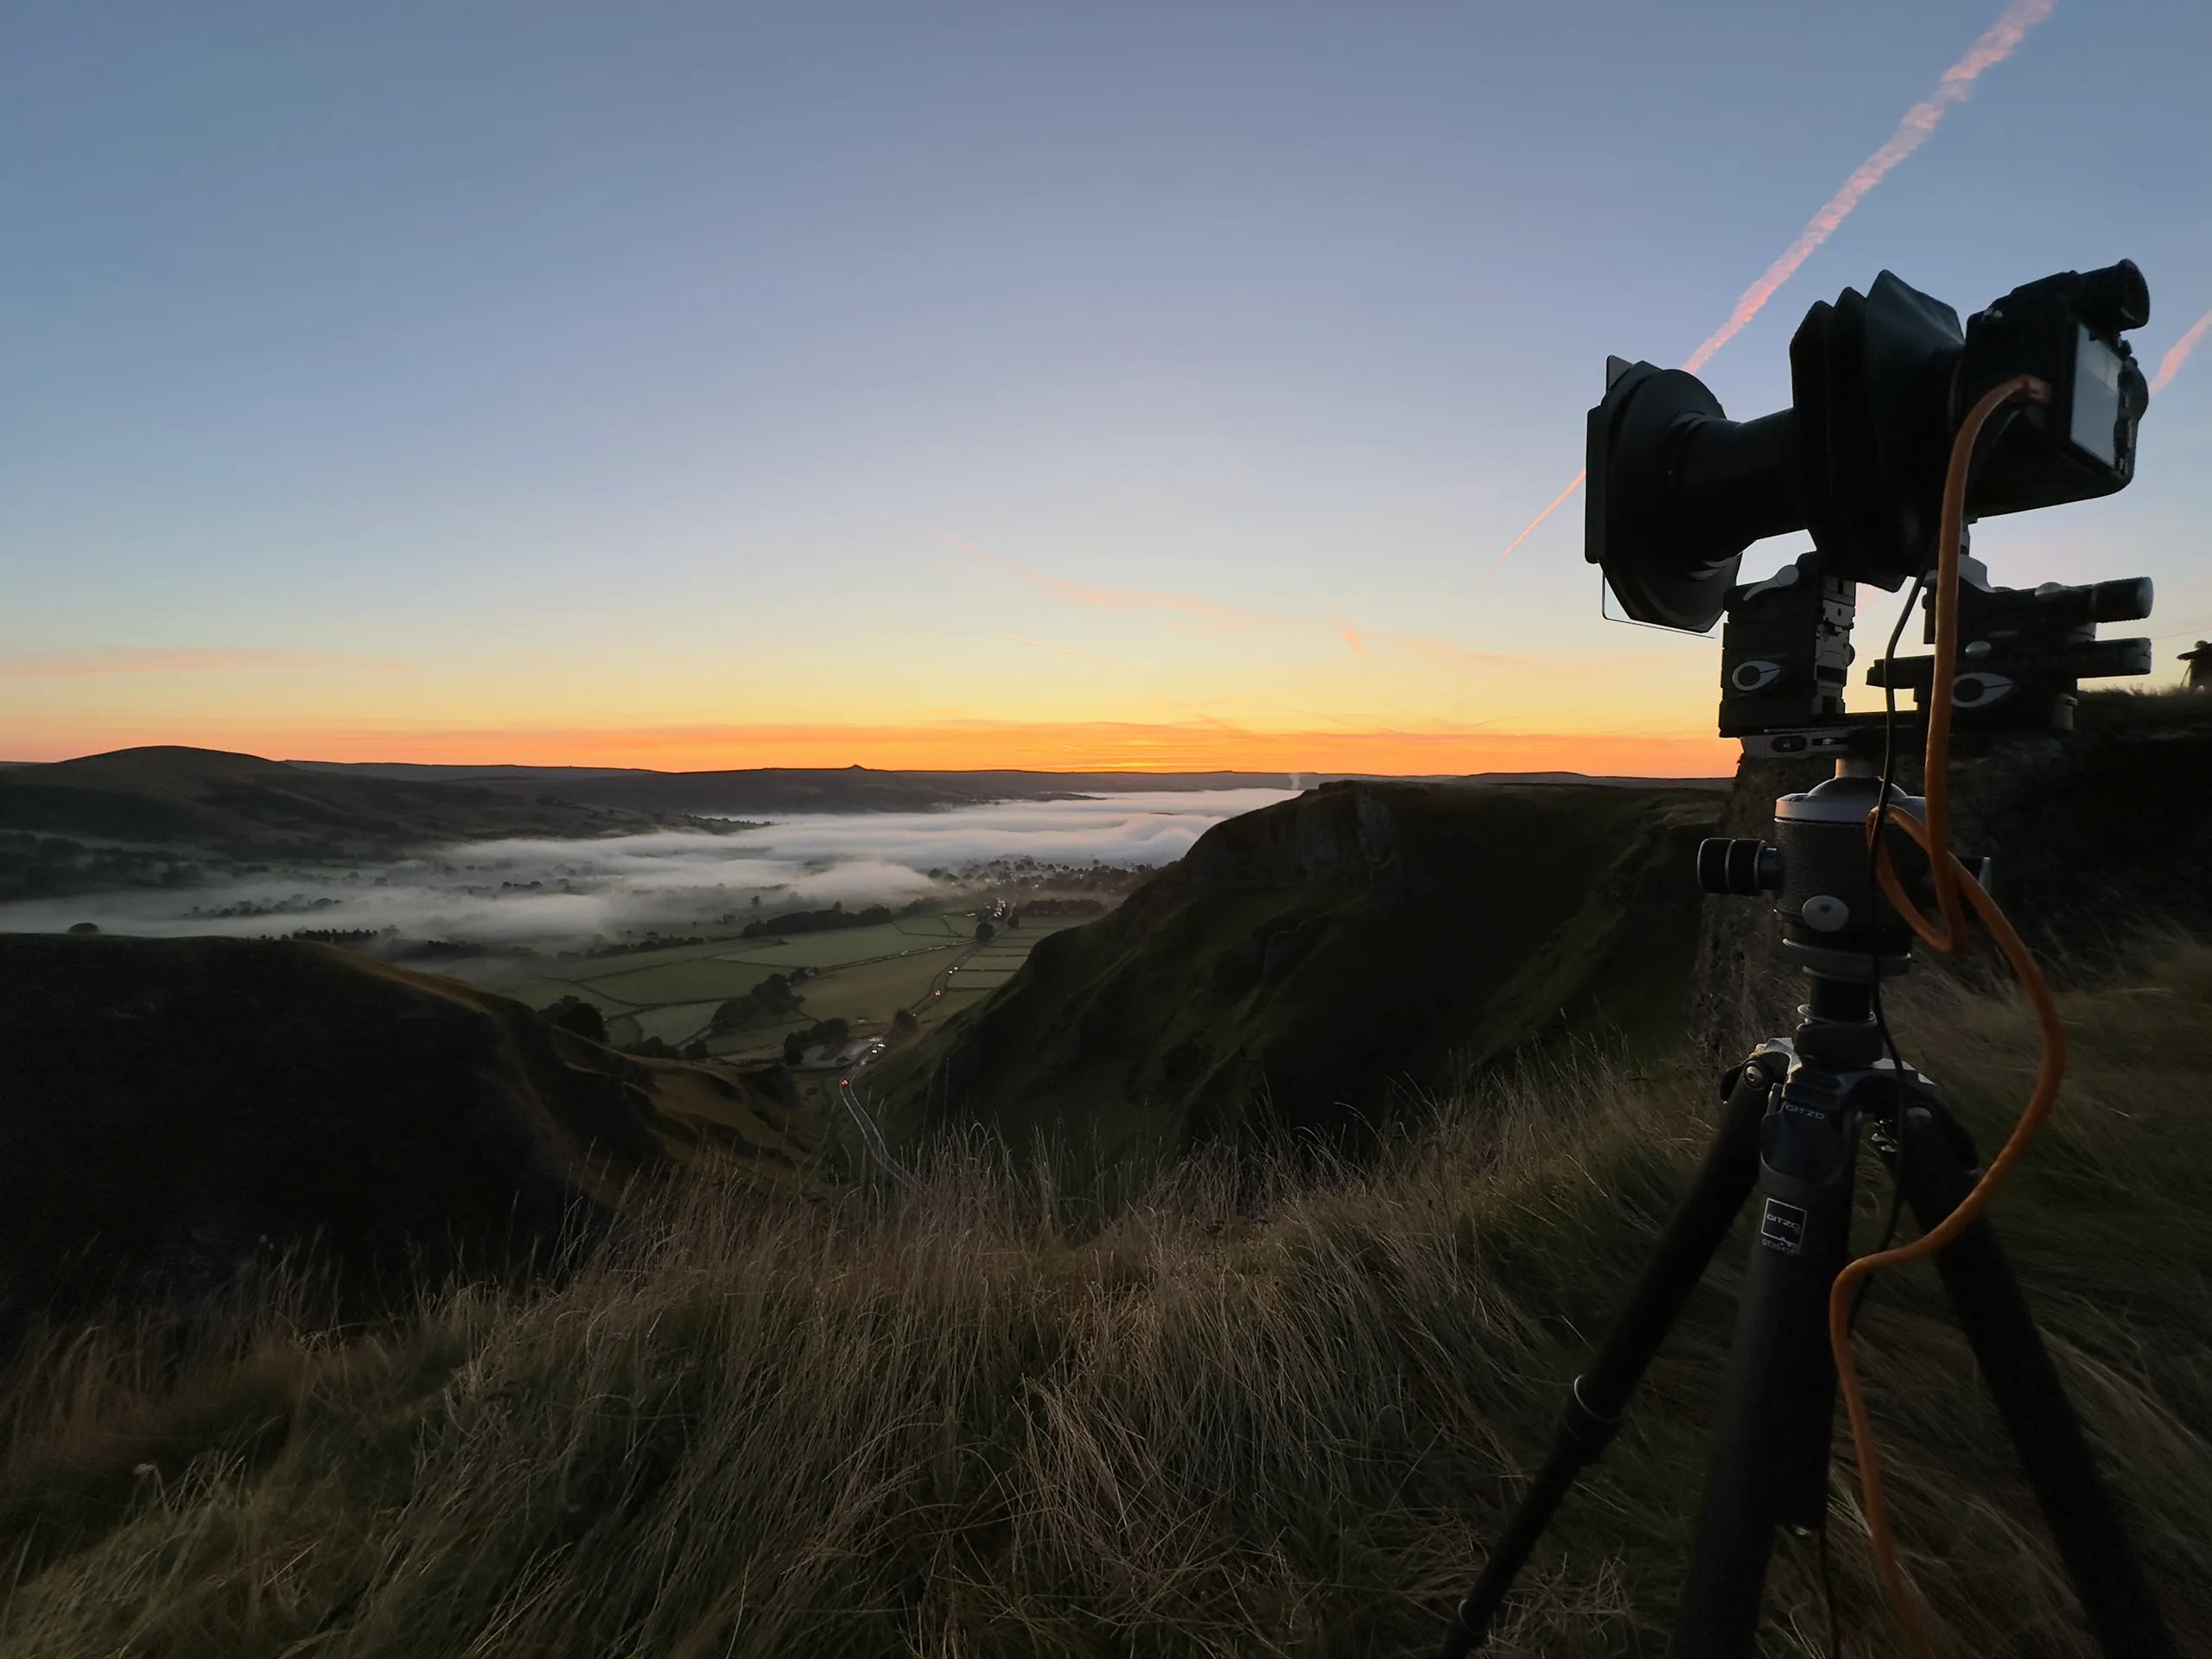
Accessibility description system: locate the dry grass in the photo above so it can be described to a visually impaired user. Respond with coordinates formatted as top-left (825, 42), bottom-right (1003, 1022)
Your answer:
top-left (3, 950), bottom-right (2209, 1657)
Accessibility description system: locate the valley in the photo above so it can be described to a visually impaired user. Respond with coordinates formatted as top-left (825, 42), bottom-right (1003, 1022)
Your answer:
top-left (450, 906), bottom-right (1096, 1056)
top-left (4, 703), bottom-right (2209, 1655)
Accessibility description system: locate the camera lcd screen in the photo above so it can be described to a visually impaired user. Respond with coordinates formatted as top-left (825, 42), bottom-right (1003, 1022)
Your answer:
top-left (2071, 325), bottom-right (2124, 467)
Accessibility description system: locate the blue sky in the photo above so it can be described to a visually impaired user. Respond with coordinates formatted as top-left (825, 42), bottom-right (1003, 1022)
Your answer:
top-left (3, 1), bottom-right (2207, 768)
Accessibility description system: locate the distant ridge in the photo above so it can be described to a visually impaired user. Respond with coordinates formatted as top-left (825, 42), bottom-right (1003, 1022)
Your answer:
top-left (289, 760), bottom-right (1726, 817)
top-left (0, 746), bottom-right (699, 856)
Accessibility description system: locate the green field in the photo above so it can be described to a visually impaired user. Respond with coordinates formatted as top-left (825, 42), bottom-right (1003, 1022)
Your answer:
top-left (632, 1001), bottom-right (728, 1046)
top-left (456, 913), bottom-right (1091, 1055)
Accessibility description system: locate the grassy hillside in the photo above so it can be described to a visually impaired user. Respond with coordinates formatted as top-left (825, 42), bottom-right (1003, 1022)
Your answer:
top-left (460, 912), bottom-right (1090, 1059)
top-left (2, 945), bottom-right (2205, 1656)
top-left (0, 747), bottom-right (697, 863)
top-left (0, 934), bottom-right (821, 1319)
top-left (868, 780), bottom-right (1719, 1156)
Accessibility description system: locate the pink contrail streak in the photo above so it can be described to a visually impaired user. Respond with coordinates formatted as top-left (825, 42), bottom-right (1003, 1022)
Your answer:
top-left (1681, 0), bottom-right (2055, 374)
top-left (2152, 308), bottom-right (2212, 395)
top-left (1485, 470), bottom-right (1586, 570)
top-left (1491, 0), bottom-right (2056, 567)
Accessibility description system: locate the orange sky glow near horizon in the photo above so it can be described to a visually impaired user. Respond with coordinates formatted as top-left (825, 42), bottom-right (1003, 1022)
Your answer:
top-left (14, 3), bottom-right (2192, 789)
top-left (0, 718), bottom-right (1736, 779)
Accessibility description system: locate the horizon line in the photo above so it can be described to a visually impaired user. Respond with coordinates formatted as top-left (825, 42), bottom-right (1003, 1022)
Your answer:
top-left (0, 719), bottom-right (1738, 779)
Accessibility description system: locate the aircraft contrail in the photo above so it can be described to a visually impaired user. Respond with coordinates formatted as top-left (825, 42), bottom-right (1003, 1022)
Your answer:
top-left (1484, 470), bottom-right (1587, 570)
top-left (1681, 0), bottom-right (2055, 375)
top-left (2152, 307), bottom-right (2212, 395)
top-left (1488, 0), bottom-right (2057, 570)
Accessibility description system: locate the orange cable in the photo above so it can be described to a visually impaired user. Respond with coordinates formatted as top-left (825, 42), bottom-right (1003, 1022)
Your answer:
top-left (1830, 374), bottom-right (2056, 1656)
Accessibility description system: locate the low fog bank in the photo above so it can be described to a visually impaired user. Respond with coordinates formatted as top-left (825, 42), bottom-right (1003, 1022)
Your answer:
top-left (0, 790), bottom-right (1293, 948)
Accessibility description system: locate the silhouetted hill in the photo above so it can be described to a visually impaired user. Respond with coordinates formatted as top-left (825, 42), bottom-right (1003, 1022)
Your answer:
top-left (0, 934), bottom-right (817, 1318)
top-left (868, 780), bottom-right (1719, 1154)
top-left (292, 760), bottom-right (1718, 817)
top-left (0, 746), bottom-right (699, 858)
top-left (292, 762), bottom-right (1285, 815)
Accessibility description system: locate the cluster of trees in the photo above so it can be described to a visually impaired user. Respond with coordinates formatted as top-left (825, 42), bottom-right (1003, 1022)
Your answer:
top-left (543, 995), bottom-right (714, 1062)
top-left (285, 928), bottom-right (386, 951)
top-left (782, 1017), bottom-right (850, 1066)
top-left (741, 902), bottom-right (893, 940)
top-left (542, 995), bottom-right (608, 1043)
top-left (709, 970), bottom-right (807, 1034)
top-left (1019, 897), bottom-right (1105, 918)
top-left (0, 832), bottom-right (201, 902)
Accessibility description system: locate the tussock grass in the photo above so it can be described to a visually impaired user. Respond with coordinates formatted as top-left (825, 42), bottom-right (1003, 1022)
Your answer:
top-left (3, 951), bottom-right (2210, 1656)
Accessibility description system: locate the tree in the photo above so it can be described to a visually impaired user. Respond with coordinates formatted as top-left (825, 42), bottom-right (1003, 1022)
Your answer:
top-left (975, 920), bottom-right (996, 944)
top-left (542, 995), bottom-right (607, 1044)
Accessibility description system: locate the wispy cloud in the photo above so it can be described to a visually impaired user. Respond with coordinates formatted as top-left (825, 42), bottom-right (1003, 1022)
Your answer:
top-left (946, 538), bottom-right (1285, 635)
top-left (1322, 619), bottom-right (1573, 671)
top-left (955, 537), bottom-right (1540, 669)
top-left (0, 646), bottom-right (394, 678)
top-left (1368, 632), bottom-right (1531, 668)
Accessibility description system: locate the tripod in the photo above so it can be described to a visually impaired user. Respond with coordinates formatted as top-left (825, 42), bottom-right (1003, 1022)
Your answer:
top-left (1438, 768), bottom-right (2176, 1658)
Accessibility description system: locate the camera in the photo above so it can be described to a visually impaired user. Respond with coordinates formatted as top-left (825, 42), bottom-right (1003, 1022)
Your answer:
top-left (1586, 261), bottom-right (2151, 634)
top-left (1583, 261), bottom-right (2156, 753)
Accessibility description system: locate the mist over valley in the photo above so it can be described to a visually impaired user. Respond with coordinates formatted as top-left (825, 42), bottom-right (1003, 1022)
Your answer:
top-left (0, 785), bottom-right (1294, 950)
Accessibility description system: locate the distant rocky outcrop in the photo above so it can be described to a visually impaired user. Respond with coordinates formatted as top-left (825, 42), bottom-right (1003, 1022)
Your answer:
top-left (868, 780), bottom-right (1720, 1155)
top-left (0, 934), bottom-right (817, 1319)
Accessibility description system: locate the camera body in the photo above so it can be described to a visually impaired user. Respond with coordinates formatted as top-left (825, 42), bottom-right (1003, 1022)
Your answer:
top-left (1585, 261), bottom-right (2156, 753)
top-left (1587, 261), bottom-right (2152, 634)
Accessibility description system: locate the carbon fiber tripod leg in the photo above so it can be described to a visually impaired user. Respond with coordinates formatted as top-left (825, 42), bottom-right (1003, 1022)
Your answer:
top-left (1890, 1099), bottom-right (2177, 1659)
top-left (1439, 1051), bottom-right (1784, 1658)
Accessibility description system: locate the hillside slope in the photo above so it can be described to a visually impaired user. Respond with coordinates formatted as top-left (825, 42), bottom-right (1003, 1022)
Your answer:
top-left (868, 780), bottom-right (1719, 1153)
top-left (0, 747), bottom-right (694, 859)
top-left (0, 934), bottom-right (818, 1317)
top-left (4, 948), bottom-right (2204, 1656)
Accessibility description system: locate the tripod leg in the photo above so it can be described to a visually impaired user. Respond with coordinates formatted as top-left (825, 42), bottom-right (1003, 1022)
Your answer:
top-left (1891, 1099), bottom-right (2177, 1659)
top-left (1674, 1051), bottom-right (1863, 1658)
top-left (1439, 1051), bottom-right (1784, 1659)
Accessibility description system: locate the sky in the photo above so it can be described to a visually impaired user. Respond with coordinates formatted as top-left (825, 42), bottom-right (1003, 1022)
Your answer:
top-left (3, 0), bottom-right (2209, 775)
